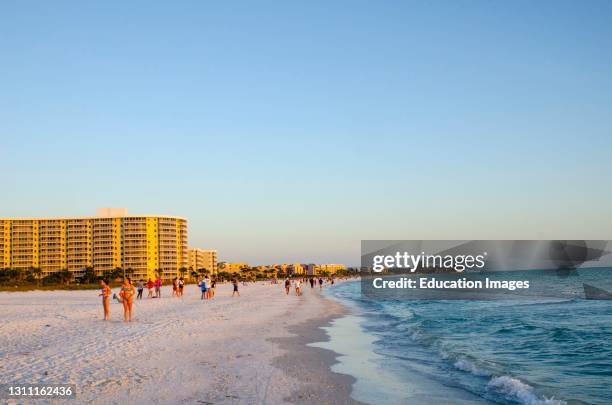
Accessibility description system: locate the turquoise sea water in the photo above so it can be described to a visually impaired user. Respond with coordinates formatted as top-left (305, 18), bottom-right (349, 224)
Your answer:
top-left (321, 269), bottom-right (612, 405)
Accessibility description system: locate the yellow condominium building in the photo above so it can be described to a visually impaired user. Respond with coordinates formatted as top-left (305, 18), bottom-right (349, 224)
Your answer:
top-left (188, 248), bottom-right (218, 274)
top-left (0, 209), bottom-right (188, 281)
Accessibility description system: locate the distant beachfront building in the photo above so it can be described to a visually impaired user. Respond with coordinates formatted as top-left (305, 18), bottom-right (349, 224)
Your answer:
top-left (306, 264), bottom-right (318, 276)
top-left (188, 248), bottom-right (218, 274)
top-left (218, 262), bottom-right (249, 273)
top-left (303, 264), bottom-right (346, 275)
top-left (319, 264), bottom-right (346, 274)
top-left (288, 263), bottom-right (306, 275)
top-left (0, 209), bottom-right (188, 281)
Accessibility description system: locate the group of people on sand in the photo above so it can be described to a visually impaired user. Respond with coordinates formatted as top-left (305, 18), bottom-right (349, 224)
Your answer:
top-left (172, 277), bottom-right (185, 297)
top-left (99, 277), bottom-right (136, 322)
top-left (99, 275), bottom-right (337, 321)
top-left (99, 274), bottom-right (242, 320)
top-left (132, 277), bottom-right (164, 299)
top-left (133, 278), bottom-right (161, 299)
top-left (197, 275), bottom-right (216, 299)
top-left (283, 276), bottom-right (333, 296)
top-left (198, 276), bottom-right (240, 298)
top-left (284, 278), bottom-right (302, 295)
top-left (97, 276), bottom-right (186, 322)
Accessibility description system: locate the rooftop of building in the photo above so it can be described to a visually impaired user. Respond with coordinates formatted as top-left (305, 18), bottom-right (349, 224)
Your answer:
top-left (0, 209), bottom-right (186, 221)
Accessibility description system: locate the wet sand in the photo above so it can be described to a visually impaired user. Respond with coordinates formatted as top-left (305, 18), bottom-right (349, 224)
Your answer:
top-left (271, 291), bottom-right (363, 404)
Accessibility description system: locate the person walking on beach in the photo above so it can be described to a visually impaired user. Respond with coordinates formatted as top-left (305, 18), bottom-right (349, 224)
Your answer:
top-left (284, 278), bottom-right (291, 295)
top-left (318, 277), bottom-right (323, 289)
top-left (198, 277), bottom-right (208, 300)
top-left (232, 278), bottom-right (240, 297)
top-left (309, 278), bottom-right (315, 288)
top-left (295, 279), bottom-right (302, 296)
top-left (99, 279), bottom-right (111, 321)
top-left (178, 277), bottom-right (185, 297)
top-left (136, 280), bottom-right (144, 300)
top-left (146, 278), bottom-right (154, 298)
top-left (155, 276), bottom-right (162, 298)
top-left (120, 277), bottom-right (136, 322)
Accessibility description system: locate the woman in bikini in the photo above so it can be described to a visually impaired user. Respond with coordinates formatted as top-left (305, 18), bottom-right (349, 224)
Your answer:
top-left (120, 277), bottom-right (136, 322)
top-left (99, 279), bottom-right (111, 320)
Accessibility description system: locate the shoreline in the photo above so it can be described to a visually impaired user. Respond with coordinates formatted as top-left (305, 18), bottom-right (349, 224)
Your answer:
top-left (270, 290), bottom-right (364, 404)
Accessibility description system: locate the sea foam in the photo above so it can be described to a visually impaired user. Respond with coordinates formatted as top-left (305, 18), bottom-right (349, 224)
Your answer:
top-left (487, 376), bottom-right (566, 405)
top-left (453, 359), bottom-right (491, 377)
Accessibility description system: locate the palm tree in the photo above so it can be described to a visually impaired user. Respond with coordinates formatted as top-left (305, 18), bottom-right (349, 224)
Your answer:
top-left (111, 267), bottom-right (123, 281)
top-left (124, 267), bottom-right (135, 280)
top-left (82, 266), bottom-right (96, 284)
top-left (200, 268), bottom-right (211, 282)
top-left (178, 267), bottom-right (187, 279)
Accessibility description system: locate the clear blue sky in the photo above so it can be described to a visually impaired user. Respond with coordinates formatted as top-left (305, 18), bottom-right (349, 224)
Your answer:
top-left (1, 1), bottom-right (611, 266)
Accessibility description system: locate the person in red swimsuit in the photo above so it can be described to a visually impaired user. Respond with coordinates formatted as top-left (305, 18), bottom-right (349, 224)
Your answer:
top-left (146, 278), bottom-right (154, 298)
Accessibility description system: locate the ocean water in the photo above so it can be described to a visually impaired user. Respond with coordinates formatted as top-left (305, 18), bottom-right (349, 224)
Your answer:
top-left (321, 269), bottom-right (612, 405)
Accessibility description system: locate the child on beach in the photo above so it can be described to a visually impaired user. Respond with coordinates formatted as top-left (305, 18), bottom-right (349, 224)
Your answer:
top-left (310, 278), bottom-right (315, 288)
top-left (172, 277), bottom-right (178, 297)
top-left (318, 277), bottom-right (323, 289)
top-left (232, 279), bottom-right (240, 297)
top-left (99, 279), bottom-right (111, 320)
top-left (146, 278), bottom-right (154, 298)
top-left (136, 280), bottom-right (144, 300)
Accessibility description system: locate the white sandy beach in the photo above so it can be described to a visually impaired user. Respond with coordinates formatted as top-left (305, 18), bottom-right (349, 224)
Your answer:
top-left (0, 282), bottom-right (351, 404)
